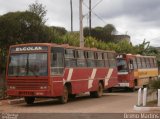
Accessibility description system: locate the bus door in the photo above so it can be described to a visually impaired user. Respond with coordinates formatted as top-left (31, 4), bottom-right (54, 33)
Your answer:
top-left (128, 59), bottom-right (135, 88)
top-left (50, 47), bottom-right (65, 96)
top-left (117, 58), bottom-right (129, 87)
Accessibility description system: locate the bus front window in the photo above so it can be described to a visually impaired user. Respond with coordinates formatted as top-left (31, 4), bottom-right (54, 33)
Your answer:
top-left (8, 53), bottom-right (48, 76)
top-left (117, 59), bottom-right (128, 72)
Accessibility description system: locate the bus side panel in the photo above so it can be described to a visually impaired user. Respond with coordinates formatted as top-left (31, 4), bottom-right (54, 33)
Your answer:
top-left (51, 69), bottom-right (70, 96)
top-left (137, 68), bottom-right (158, 78)
top-left (51, 68), bottom-right (118, 96)
top-left (90, 68), bottom-right (108, 91)
top-left (107, 68), bottom-right (118, 88)
top-left (52, 82), bottom-right (63, 96)
top-left (71, 68), bottom-right (92, 94)
top-left (52, 79), bottom-right (64, 97)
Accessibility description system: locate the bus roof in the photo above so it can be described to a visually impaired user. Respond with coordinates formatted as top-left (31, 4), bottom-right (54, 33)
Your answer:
top-left (10, 43), bottom-right (115, 53)
top-left (126, 53), bottom-right (156, 58)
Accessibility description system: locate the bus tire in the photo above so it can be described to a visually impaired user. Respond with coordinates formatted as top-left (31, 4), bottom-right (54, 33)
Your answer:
top-left (108, 88), bottom-right (113, 93)
top-left (69, 94), bottom-right (76, 99)
top-left (25, 97), bottom-right (35, 105)
top-left (90, 91), bottom-right (96, 97)
top-left (59, 85), bottom-right (68, 104)
top-left (129, 87), bottom-right (135, 92)
top-left (90, 83), bottom-right (103, 98)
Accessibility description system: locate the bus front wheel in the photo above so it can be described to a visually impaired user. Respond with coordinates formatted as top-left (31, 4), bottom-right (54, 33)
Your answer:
top-left (90, 83), bottom-right (103, 98)
top-left (24, 97), bottom-right (35, 105)
top-left (59, 85), bottom-right (69, 104)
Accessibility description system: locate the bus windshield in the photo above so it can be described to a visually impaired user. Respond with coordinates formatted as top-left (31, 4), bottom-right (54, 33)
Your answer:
top-left (117, 59), bottom-right (128, 72)
top-left (8, 53), bottom-right (48, 76)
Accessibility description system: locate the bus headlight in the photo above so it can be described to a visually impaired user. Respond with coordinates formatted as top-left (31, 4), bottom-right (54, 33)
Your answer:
top-left (40, 86), bottom-right (47, 89)
top-left (9, 86), bottom-right (16, 89)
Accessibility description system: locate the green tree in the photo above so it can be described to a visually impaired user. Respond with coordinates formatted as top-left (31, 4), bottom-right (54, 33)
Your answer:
top-left (103, 24), bottom-right (117, 35)
top-left (134, 40), bottom-right (150, 55)
top-left (148, 79), bottom-right (160, 94)
top-left (84, 24), bottom-right (117, 43)
top-left (116, 40), bottom-right (135, 54)
top-left (84, 36), bottom-right (98, 48)
top-left (0, 11), bottom-right (52, 54)
top-left (29, 1), bottom-right (47, 23)
top-left (49, 26), bottom-right (67, 42)
top-left (63, 32), bottom-right (79, 47)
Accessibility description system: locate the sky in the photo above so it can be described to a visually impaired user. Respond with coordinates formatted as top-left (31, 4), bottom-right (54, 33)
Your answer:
top-left (0, 0), bottom-right (160, 47)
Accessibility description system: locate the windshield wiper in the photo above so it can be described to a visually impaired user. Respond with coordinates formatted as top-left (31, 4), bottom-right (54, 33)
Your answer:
top-left (27, 66), bottom-right (39, 77)
top-left (25, 54), bottom-right (38, 77)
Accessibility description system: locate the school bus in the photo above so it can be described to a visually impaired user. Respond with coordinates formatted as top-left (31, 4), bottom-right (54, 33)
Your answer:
top-left (6, 43), bottom-right (118, 104)
top-left (116, 54), bottom-right (158, 91)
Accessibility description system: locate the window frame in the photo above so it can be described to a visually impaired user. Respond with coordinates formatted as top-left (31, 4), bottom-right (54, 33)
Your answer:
top-left (51, 47), bottom-right (65, 76)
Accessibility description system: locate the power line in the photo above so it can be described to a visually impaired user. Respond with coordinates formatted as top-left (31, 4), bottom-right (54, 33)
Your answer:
top-left (92, 11), bottom-right (106, 24)
top-left (91, 0), bottom-right (103, 10)
top-left (82, 1), bottom-right (106, 25)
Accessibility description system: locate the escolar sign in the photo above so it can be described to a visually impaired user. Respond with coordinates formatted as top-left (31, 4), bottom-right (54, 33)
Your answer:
top-left (10, 46), bottom-right (48, 52)
top-left (16, 46), bottom-right (42, 51)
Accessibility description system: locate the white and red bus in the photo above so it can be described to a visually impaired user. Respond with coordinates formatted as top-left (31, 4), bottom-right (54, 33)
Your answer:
top-left (116, 54), bottom-right (158, 91)
top-left (6, 43), bottom-right (118, 104)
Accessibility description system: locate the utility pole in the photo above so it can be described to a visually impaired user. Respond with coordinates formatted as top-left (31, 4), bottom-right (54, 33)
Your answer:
top-left (79, 0), bottom-right (84, 48)
top-left (89, 0), bottom-right (91, 36)
top-left (70, 0), bottom-right (73, 32)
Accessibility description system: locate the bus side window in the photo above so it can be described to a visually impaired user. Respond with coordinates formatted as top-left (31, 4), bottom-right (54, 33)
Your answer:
top-left (76, 50), bottom-right (86, 67)
top-left (129, 60), bottom-right (134, 70)
top-left (104, 52), bottom-right (109, 67)
top-left (141, 57), bottom-right (146, 68)
top-left (96, 52), bottom-right (104, 67)
top-left (136, 57), bottom-right (141, 69)
top-left (153, 58), bottom-right (157, 67)
top-left (65, 49), bottom-right (76, 67)
top-left (51, 47), bottom-right (64, 75)
top-left (149, 58), bottom-right (154, 68)
top-left (86, 51), bottom-right (95, 67)
top-left (145, 58), bottom-right (149, 68)
top-left (133, 58), bottom-right (137, 69)
top-left (108, 52), bottom-right (116, 68)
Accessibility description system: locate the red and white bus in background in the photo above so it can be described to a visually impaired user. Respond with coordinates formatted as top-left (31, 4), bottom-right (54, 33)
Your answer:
top-left (6, 43), bottom-right (118, 104)
top-left (116, 54), bottom-right (158, 91)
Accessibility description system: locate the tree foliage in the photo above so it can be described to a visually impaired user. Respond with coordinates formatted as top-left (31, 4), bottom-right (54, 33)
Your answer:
top-left (84, 24), bottom-right (117, 42)
top-left (62, 32), bottom-right (79, 46)
top-left (29, 0), bottom-right (47, 23)
top-left (134, 40), bottom-right (150, 55)
top-left (0, 11), bottom-right (50, 50)
top-left (148, 78), bottom-right (160, 93)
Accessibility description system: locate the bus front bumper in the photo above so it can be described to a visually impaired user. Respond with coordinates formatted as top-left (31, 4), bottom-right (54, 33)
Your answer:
top-left (114, 83), bottom-right (130, 87)
top-left (7, 90), bottom-right (52, 97)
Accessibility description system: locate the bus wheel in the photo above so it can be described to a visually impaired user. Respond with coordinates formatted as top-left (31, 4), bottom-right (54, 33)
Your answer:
top-left (59, 85), bottom-right (68, 104)
top-left (108, 88), bottom-right (113, 93)
top-left (90, 83), bottom-right (103, 98)
top-left (69, 94), bottom-right (76, 100)
top-left (129, 87), bottom-right (135, 92)
top-left (25, 97), bottom-right (35, 105)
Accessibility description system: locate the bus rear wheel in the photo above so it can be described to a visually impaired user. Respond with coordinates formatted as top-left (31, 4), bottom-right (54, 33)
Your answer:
top-left (25, 97), bottom-right (35, 105)
top-left (90, 83), bottom-right (103, 98)
top-left (59, 85), bottom-right (68, 104)
top-left (129, 87), bottom-right (135, 92)
top-left (69, 94), bottom-right (76, 100)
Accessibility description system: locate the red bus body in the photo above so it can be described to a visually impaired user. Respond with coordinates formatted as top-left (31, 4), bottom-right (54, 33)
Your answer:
top-left (6, 43), bottom-right (118, 103)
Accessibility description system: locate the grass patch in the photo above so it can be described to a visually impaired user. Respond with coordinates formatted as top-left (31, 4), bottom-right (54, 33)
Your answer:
top-left (147, 100), bottom-right (158, 107)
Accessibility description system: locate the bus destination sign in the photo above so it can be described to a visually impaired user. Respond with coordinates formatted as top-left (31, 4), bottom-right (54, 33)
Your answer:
top-left (10, 46), bottom-right (48, 53)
